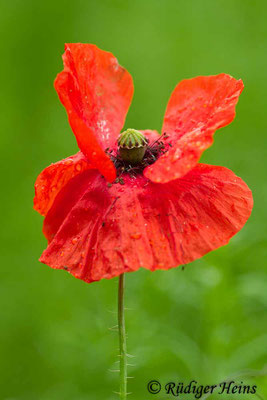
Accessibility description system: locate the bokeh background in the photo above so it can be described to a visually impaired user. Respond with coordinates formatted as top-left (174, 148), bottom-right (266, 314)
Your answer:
top-left (1, 0), bottom-right (266, 399)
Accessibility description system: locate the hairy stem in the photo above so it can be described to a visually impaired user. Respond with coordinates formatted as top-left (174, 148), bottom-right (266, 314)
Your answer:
top-left (118, 273), bottom-right (127, 399)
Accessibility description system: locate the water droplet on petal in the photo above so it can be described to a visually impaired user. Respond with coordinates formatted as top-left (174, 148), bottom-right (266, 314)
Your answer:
top-left (172, 148), bottom-right (182, 162)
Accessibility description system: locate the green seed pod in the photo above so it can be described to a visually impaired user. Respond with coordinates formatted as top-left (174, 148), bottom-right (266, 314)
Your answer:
top-left (118, 129), bottom-right (148, 164)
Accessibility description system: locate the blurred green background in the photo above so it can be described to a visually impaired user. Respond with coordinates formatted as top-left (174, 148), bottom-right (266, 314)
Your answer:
top-left (0, 0), bottom-right (266, 399)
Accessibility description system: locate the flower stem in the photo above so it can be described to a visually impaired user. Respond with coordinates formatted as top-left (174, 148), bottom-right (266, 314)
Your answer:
top-left (118, 273), bottom-right (127, 399)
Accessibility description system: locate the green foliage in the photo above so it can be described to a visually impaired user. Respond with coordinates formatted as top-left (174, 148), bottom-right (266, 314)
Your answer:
top-left (0, 0), bottom-right (266, 398)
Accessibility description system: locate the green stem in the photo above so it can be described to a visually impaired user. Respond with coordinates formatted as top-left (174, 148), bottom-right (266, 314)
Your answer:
top-left (118, 273), bottom-right (127, 399)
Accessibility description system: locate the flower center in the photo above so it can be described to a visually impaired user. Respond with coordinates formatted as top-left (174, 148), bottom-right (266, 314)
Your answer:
top-left (118, 129), bottom-right (148, 164)
top-left (105, 130), bottom-right (172, 181)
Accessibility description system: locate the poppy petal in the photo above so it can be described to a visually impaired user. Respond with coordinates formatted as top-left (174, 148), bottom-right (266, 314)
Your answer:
top-left (140, 129), bottom-right (160, 143)
top-left (40, 164), bottom-right (252, 283)
top-left (55, 43), bottom-right (134, 181)
top-left (34, 152), bottom-right (93, 216)
top-left (144, 74), bottom-right (244, 183)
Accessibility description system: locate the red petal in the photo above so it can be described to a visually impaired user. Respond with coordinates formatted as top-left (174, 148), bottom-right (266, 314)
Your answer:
top-left (55, 43), bottom-right (134, 181)
top-left (40, 164), bottom-right (252, 283)
top-left (144, 74), bottom-right (244, 183)
top-left (140, 129), bottom-right (160, 143)
top-left (34, 152), bottom-right (93, 216)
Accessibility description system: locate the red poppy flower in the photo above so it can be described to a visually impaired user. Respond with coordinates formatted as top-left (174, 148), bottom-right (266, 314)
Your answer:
top-left (34, 43), bottom-right (253, 283)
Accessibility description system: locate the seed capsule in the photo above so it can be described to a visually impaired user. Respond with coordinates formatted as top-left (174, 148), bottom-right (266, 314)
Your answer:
top-left (118, 129), bottom-right (148, 164)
